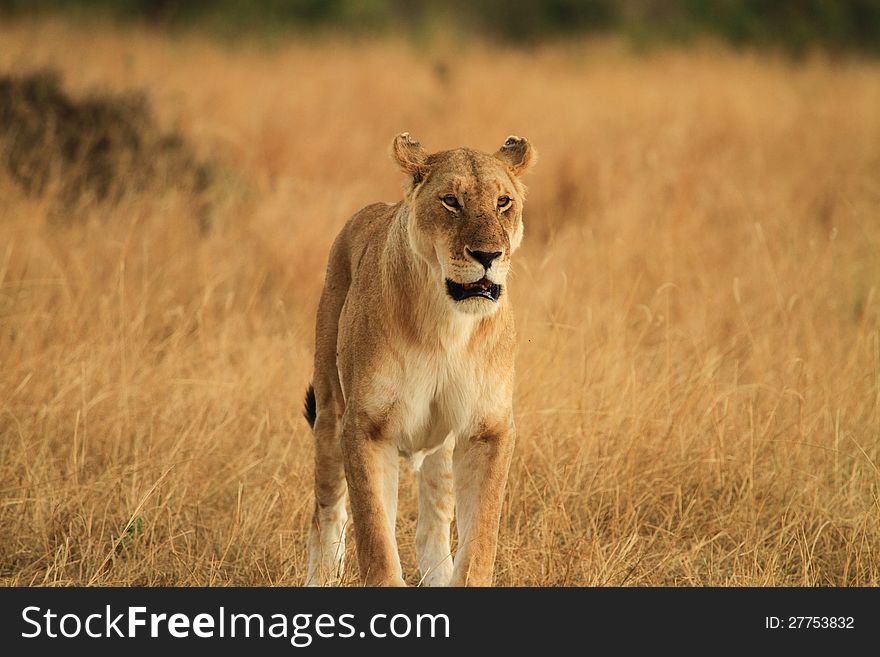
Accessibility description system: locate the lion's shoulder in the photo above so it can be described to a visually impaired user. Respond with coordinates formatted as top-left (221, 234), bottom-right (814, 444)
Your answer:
top-left (341, 201), bottom-right (398, 242)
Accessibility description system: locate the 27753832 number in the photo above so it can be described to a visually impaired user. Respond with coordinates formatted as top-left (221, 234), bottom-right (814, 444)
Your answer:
top-left (765, 616), bottom-right (854, 629)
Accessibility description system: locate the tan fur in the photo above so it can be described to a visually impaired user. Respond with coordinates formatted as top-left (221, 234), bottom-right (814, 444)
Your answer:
top-left (305, 133), bottom-right (536, 587)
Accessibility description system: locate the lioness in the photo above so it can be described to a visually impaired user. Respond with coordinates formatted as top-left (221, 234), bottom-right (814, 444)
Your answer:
top-left (304, 133), bottom-right (535, 586)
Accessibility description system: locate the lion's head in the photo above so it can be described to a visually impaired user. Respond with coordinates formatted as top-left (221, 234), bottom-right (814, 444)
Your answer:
top-left (391, 133), bottom-right (536, 316)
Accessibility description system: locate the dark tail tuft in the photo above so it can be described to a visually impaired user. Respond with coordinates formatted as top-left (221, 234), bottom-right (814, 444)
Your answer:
top-left (303, 383), bottom-right (316, 429)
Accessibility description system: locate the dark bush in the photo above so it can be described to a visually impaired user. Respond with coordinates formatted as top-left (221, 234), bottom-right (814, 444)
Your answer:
top-left (0, 70), bottom-right (215, 214)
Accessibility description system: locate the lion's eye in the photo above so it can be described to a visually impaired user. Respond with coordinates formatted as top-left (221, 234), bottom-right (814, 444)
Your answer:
top-left (497, 196), bottom-right (511, 209)
top-left (441, 195), bottom-right (460, 209)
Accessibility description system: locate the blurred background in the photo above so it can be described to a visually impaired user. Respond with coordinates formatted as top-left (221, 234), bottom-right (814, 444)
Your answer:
top-left (1, 2), bottom-right (878, 586)
top-left (2, 0), bottom-right (880, 54)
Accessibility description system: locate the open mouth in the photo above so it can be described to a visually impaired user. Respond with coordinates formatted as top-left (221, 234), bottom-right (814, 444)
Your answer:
top-left (445, 277), bottom-right (502, 302)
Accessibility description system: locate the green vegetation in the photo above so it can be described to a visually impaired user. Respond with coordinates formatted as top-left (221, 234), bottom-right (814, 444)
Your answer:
top-left (2, 0), bottom-right (879, 54)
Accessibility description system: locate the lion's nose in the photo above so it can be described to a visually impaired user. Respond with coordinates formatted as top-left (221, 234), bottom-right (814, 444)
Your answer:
top-left (466, 249), bottom-right (503, 270)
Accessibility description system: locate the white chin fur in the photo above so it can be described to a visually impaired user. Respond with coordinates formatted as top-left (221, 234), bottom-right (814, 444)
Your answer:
top-left (450, 295), bottom-right (502, 316)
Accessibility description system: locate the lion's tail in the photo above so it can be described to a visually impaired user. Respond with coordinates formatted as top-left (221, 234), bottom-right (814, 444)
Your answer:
top-left (303, 383), bottom-right (316, 429)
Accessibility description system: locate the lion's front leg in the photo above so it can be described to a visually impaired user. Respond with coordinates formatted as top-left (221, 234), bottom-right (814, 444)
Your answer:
top-left (449, 416), bottom-right (515, 586)
top-left (416, 437), bottom-right (455, 586)
top-left (342, 411), bottom-right (404, 587)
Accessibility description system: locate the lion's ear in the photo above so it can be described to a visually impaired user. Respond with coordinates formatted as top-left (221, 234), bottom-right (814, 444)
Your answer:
top-left (495, 135), bottom-right (536, 176)
top-left (391, 132), bottom-right (429, 182)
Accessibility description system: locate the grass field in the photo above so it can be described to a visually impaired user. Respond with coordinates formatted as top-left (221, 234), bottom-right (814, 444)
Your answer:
top-left (1, 18), bottom-right (879, 586)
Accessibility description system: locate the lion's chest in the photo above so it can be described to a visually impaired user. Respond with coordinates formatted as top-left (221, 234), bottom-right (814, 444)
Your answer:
top-left (364, 347), bottom-right (482, 457)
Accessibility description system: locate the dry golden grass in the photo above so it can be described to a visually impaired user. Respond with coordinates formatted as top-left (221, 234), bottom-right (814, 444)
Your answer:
top-left (1, 18), bottom-right (879, 586)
